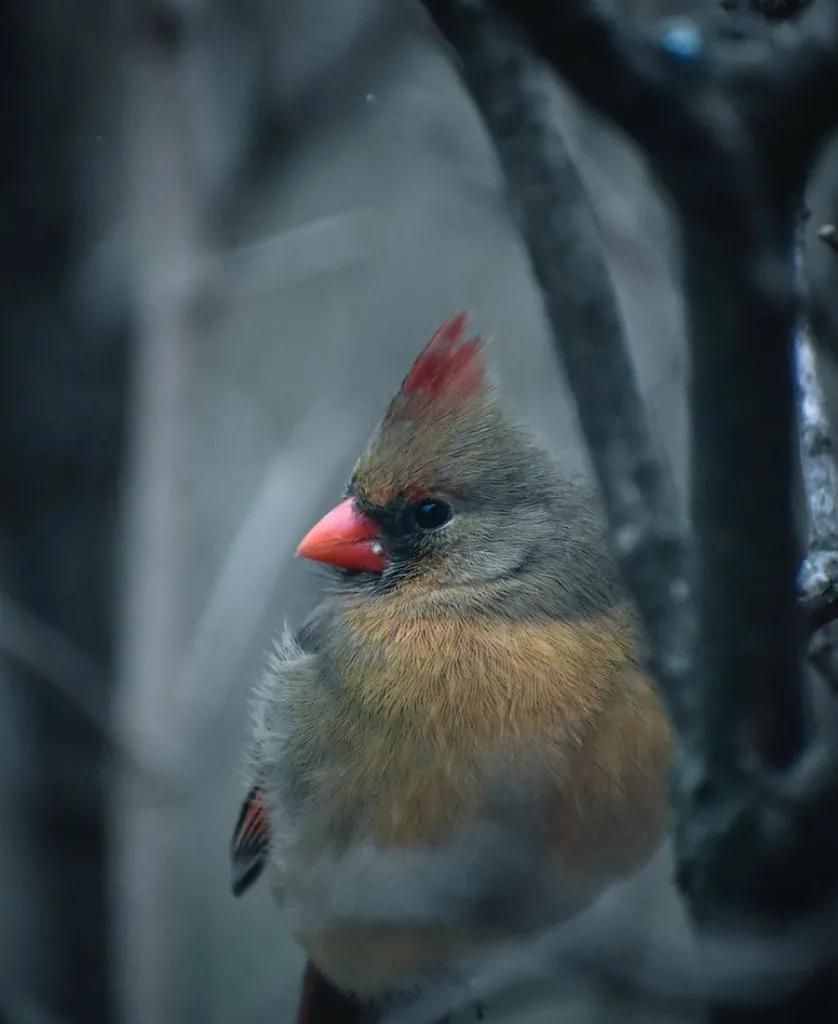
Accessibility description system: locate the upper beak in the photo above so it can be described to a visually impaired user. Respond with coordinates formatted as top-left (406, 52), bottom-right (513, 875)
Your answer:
top-left (295, 497), bottom-right (387, 572)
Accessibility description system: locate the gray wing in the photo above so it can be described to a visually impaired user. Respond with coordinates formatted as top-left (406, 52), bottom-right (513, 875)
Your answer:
top-left (233, 618), bottom-right (324, 898)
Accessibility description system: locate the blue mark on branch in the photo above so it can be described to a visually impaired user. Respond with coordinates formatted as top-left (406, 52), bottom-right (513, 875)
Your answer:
top-left (661, 20), bottom-right (703, 60)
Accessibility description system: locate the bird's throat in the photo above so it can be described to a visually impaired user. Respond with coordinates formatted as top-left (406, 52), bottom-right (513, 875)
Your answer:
top-left (338, 598), bottom-right (638, 743)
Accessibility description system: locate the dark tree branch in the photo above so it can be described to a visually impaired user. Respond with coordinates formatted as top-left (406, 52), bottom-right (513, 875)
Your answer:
top-left (481, 0), bottom-right (838, 772)
top-left (721, 0), bottom-right (814, 18)
top-left (421, 0), bottom-right (697, 746)
top-left (421, 0), bottom-right (838, 1019)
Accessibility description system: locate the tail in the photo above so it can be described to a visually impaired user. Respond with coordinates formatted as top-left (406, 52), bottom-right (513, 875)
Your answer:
top-left (295, 961), bottom-right (374, 1024)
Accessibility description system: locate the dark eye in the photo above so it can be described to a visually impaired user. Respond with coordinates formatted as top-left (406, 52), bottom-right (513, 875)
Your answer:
top-left (413, 499), bottom-right (453, 531)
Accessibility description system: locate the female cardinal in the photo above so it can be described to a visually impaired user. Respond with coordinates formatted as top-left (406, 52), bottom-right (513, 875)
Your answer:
top-left (231, 313), bottom-right (672, 1024)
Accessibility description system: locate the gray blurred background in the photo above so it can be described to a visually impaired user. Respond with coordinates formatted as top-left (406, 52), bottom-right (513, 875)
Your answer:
top-left (1, 0), bottom-right (836, 1022)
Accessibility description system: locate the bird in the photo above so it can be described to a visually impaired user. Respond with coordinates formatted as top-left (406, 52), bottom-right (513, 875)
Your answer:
top-left (230, 312), bottom-right (673, 1024)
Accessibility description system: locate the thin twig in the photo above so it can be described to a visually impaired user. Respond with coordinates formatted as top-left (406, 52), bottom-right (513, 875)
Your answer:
top-left (213, 211), bottom-right (380, 301)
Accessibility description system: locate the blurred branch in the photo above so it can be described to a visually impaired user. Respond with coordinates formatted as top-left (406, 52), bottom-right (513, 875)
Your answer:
top-left (0, 2), bottom-right (125, 1020)
top-left (0, 589), bottom-right (189, 799)
top-left (81, 209), bottom-right (380, 327)
top-left (422, 0), bottom-right (838, 1019)
top-left (213, 210), bottom-right (380, 301)
top-left (0, 591), bottom-right (109, 737)
top-left (387, 872), bottom-right (838, 1024)
top-left (220, 1), bottom-right (417, 215)
top-left (112, 3), bottom-right (206, 1023)
top-left (720, 0), bottom-right (814, 18)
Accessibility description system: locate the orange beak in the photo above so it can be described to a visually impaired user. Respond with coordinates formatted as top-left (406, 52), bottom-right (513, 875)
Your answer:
top-left (295, 497), bottom-right (387, 572)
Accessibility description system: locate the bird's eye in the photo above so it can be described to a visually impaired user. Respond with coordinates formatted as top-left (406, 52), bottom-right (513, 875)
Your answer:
top-left (412, 499), bottom-right (453, 531)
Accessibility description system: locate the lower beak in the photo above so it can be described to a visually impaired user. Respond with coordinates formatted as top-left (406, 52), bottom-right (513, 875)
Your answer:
top-left (295, 497), bottom-right (387, 572)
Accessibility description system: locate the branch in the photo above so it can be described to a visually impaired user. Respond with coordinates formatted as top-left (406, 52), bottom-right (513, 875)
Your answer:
top-left (112, 4), bottom-right (205, 1023)
top-left (485, 0), bottom-right (838, 772)
top-left (819, 224), bottom-right (838, 252)
top-left (797, 322), bottom-right (838, 636)
top-left (422, 0), bottom-right (696, 737)
top-left (0, 590), bottom-right (109, 737)
top-left (724, 0), bottom-right (814, 17)
top-left (421, 0), bottom-right (838, 1011)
